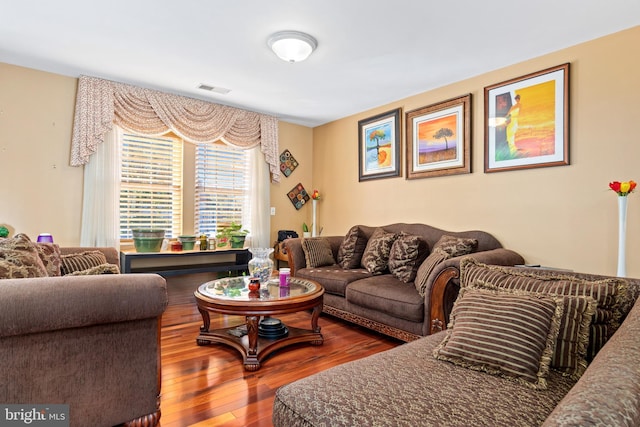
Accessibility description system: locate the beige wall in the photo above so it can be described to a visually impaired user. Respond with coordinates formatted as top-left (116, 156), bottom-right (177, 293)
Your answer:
top-left (0, 63), bottom-right (83, 246)
top-left (268, 122), bottom-right (314, 243)
top-left (0, 61), bottom-right (312, 247)
top-left (312, 26), bottom-right (640, 276)
top-left (2, 26), bottom-right (638, 276)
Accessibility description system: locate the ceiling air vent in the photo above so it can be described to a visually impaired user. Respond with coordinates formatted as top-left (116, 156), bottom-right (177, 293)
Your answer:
top-left (197, 84), bottom-right (231, 95)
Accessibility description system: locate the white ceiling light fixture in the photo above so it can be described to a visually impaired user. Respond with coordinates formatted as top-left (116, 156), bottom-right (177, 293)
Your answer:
top-left (268, 31), bottom-right (317, 63)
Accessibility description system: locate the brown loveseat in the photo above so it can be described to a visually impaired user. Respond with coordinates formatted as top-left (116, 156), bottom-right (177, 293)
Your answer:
top-left (0, 245), bottom-right (168, 427)
top-left (285, 223), bottom-right (524, 341)
top-left (273, 261), bottom-right (640, 426)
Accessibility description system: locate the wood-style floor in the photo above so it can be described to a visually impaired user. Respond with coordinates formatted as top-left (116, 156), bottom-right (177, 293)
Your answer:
top-left (159, 273), bottom-right (400, 427)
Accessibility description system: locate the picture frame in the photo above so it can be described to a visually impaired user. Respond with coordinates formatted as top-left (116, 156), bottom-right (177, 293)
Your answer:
top-left (358, 108), bottom-right (401, 181)
top-left (484, 63), bottom-right (569, 173)
top-left (405, 94), bottom-right (471, 179)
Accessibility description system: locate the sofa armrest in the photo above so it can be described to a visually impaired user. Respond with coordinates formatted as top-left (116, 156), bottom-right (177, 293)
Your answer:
top-left (0, 273), bottom-right (168, 338)
top-left (542, 297), bottom-right (640, 426)
top-left (424, 248), bottom-right (525, 334)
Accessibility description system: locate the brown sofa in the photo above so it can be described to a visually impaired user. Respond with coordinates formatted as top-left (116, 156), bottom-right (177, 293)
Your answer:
top-left (273, 263), bottom-right (640, 426)
top-left (285, 223), bottom-right (524, 341)
top-left (0, 246), bottom-right (168, 427)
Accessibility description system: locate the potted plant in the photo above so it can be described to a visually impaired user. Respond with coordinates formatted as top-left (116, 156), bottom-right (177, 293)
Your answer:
top-left (302, 223), bottom-right (311, 238)
top-left (216, 222), bottom-right (249, 249)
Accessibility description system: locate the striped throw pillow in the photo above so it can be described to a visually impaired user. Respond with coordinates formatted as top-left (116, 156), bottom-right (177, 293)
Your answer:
top-left (434, 286), bottom-right (563, 389)
top-left (460, 258), bottom-right (626, 364)
top-left (60, 251), bottom-right (109, 275)
top-left (302, 238), bottom-right (336, 268)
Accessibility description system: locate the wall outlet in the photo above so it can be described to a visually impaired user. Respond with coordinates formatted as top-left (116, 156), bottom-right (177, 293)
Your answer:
top-left (270, 207), bottom-right (276, 215)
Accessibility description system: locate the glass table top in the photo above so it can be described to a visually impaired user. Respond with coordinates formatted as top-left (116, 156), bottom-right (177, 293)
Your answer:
top-left (197, 276), bottom-right (318, 301)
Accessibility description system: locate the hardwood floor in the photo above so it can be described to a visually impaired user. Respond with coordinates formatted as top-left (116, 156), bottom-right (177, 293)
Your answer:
top-left (159, 273), bottom-right (400, 427)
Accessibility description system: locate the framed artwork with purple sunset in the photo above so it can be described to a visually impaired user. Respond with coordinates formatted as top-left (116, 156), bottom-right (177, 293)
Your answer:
top-left (405, 94), bottom-right (471, 179)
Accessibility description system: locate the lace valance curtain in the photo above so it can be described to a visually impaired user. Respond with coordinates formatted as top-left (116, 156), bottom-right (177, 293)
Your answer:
top-left (70, 75), bottom-right (280, 182)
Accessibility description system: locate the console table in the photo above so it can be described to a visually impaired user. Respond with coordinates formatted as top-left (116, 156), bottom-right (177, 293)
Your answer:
top-left (120, 249), bottom-right (250, 277)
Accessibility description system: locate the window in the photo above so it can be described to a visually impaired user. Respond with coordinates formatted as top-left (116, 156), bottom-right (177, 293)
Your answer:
top-left (195, 143), bottom-right (251, 236)
top-left (119, 133), bottom-right (183, 239)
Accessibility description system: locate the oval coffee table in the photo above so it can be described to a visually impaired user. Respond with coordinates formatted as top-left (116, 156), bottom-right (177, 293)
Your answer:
top-left (194, 276), bottom-right (324, 371)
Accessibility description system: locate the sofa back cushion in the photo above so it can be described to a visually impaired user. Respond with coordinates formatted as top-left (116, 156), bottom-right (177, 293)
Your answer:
top-left (357, 223), bottom-right (502, 254)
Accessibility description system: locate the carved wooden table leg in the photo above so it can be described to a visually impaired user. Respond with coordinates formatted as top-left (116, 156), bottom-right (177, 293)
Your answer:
top-left (244, 315), bottom-right (260, 370)
top-left (196, 307), bottom-right (212, 346)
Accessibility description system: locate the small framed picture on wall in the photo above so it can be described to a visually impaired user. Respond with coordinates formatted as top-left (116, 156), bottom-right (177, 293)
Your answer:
top-left (358, 108), bottom-right (401, 181)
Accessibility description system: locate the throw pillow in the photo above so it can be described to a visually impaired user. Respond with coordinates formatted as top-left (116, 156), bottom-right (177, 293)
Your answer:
top-left (35, 242), bottom-right (62, 276)
top-left (468, 280), bottom-right (597, 379)
top-left (67, 263), bottom-right (121, 275)
top-left (433, 286), bottom-right (563, 390)
top-left (360, 228), bottom-right (397, 275)
top-left (337, 226), bottom-right (368, 269)
top-left (60, 251), bottom-right (109, 275)
top-left (413, 235), bottom-right (478, 297)
top-left (0, 233), bottom-right (48, 279)
top-left (460, 258), bottom-right (627, 364)
top-left (302, 238), bottom-right (336, 268)
top-left (432, 235), bottom-right (479, 257)
top-left (388, 232), bottom-right (428, 283)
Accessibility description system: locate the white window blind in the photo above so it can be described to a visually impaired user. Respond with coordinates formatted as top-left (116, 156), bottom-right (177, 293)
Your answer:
top-left (119, 133), bottom-right (183, 239)
top-left (195, 142), bottom-right (251, 236)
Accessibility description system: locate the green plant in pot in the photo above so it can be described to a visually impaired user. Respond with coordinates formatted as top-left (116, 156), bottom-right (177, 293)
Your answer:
top-left (216, 222), bottom-right (249, 249)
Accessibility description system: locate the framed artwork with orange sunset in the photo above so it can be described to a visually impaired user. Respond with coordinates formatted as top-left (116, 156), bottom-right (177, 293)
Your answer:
top-left (358, 108), bottom-right (401, 181)
top-left (406, 94), bottom-right (471, 179)
top-left (484, 63), bottom-right (569, 173)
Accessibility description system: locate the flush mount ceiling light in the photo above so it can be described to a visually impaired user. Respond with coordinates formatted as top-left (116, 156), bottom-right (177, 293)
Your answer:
top-left (268, 31), bottom-right (317, 63)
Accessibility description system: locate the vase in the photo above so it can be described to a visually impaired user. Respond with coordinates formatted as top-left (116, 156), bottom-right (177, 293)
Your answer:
top-left (248, 247), bottom-right (274, 284)
top-left (312, 199), bottom-right (318, 237)
top-left (617, 196), bottom-right (628, 277)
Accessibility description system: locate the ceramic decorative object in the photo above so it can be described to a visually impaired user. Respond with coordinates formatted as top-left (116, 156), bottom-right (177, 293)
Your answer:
top-left (248, 247), bottom-right (274, 284)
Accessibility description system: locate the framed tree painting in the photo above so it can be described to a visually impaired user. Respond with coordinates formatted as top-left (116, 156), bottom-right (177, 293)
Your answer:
top-left (484, 63), bottom-right (569, 173)
top-left (405, 94), bottom-right (471, 179)
top-left (358, 108), bottom-right (401, 181)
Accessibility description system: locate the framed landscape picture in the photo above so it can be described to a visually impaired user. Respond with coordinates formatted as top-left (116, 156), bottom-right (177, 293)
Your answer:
top-left (358, 108), bottom-right (401, 181)
top-left (405, 94), bottom-right (471, 179)
top-left (484, 63), bottom-right (569, 173)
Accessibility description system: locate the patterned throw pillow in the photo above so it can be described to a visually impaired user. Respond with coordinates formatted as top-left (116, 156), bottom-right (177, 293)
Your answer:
top-left (361, 228), bottom-right (397, 275)
top-left (388, 232), bottom-right (428, 283)
top-left (434, 286), bottom-right (564, 390)
top-left (460, 258), bottom-right (626, 367)
top-left (60, 251), bottom-right (109, 275)
top-left (302, 238), bottom-right (336, 268)
top-left (35, 243), bottom-right (62, 276)
top-left (337, 226), bottom-right (368, 269)
top-left (67, 263), bottom-right (121, 275)
top-left (413, 235), bottom-right (479, 296)
top-left (0, 233), bottom-right (48, 279)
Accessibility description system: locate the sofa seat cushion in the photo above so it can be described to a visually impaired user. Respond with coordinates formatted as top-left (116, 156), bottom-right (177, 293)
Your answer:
top-left (295, 266), bottom-right (371, 297)
top-left (346, 276), bottom-right (423, 323)
top-left (273, 332), bottom-right (577, 427)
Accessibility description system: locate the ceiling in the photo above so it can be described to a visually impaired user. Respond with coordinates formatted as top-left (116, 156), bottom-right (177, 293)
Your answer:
top-left (1, 1), bottom-right (638, 127)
